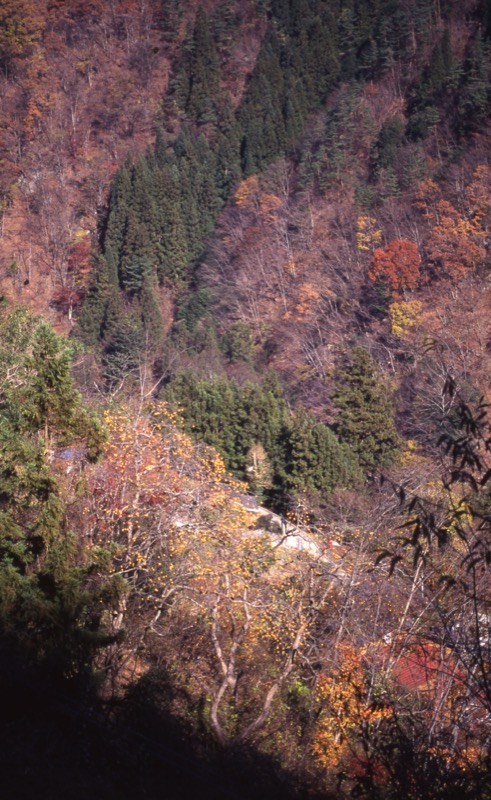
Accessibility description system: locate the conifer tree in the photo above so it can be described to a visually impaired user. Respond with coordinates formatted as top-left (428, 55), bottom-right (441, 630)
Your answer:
top-left (286, 410), bottom-right (360, 497)
top-left (102, 306), bottom-right (143, 389)
top-left (174, 8), bottom-right (220, 123)
top-left (0, 306), bottom-right (112, 680)
top-left (458, 31), bottom-right (491, 130)
top-left (215, 97), bottom-right (242, 200)
top-left (119, 212), bottom-right (154, 292)
top-left (139, 274), bottom-right (165, 354)
top-left (103, 160), bottom-right (132, 265)
top-left (333, 346), bottom-right (400, 471)
top-left (76, 253), bottom-right (112, 347)
top-left (156, 164), bottom-right (190, 280)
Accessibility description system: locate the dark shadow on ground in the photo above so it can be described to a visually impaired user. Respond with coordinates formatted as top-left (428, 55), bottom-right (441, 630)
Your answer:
top-left (0, 639), bottom-right (330, 800)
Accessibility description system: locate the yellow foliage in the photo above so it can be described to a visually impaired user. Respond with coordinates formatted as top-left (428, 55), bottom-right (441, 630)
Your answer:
top-left (389, 300), bottom-right (422, 337)
top-left (0, 0), bottom-right (45, 63)
top-left (88, 402), bottom-right (334, 744)
top-left (73, 228), bottom-right (91, 243)
top-left (356, 215), bottom-right (382, 252)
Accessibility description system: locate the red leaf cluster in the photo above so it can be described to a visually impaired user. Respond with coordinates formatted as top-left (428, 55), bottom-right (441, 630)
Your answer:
top-left (369, 239), bottom-right (421, 293)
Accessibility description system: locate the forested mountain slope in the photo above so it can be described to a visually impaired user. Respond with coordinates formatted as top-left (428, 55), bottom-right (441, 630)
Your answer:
top-left (1, 1), bottom-right (491, 797)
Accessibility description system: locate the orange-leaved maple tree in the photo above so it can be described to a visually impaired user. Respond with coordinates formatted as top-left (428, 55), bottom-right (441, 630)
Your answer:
top-left (368, 239), bottom-right (421, 293)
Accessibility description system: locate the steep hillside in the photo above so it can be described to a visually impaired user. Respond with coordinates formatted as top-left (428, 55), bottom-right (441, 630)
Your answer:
top-left (1, 0), bottom-right (489, 505)
top-left (0, 0), bottom-right (260, 323)
top-left (2, 2), bottom-right (491, 797)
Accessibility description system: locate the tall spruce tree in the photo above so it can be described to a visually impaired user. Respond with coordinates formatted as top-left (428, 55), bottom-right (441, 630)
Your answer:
top-left (333, 346), bottom-right (400, 471)
top-left (174, 8), bottom-right (220, 124)
top-left (76, 253), bottom-right (114, 347)
top-left (285, 409), bottom-right (360, 498)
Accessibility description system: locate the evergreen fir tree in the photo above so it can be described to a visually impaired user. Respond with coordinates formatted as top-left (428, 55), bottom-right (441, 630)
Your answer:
top-left (119, 212), bottom-right (154, 293)
top-left (140, 274), bottom-right (165, 354)
top-left (103, 159), bottom-right (132, 265)
top-left (458, 31), bottom-right (491, 130)
top-left (333, 346), bottom-right (400, 471)
top-left (215, 97), bottom-right (242, 201)
top-left (174, 8), bottom-right (221, 124)
top-left (153, 161), bottom-right (190, 281)
top-left (102, 306), bottom-right (143, 389)
top-left (76, 253), bottom-right (112, 347)
top-left (286, 410), bottom-right (360, 497)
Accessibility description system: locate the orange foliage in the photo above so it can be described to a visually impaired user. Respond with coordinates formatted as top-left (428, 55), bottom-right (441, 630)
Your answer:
top-left (67, 236), bottom-right (92, 281)
top-left (258, 191), bottom-right (282, 223)
top-left (312, 643), bottom-right (393, 771)
top-left (417, 167), bottom-right (490, 282)
top-left (424, 200), bottom-right (487, 280)
top-left (234, 175), bottom-right (260, 210)
top-left (234, 175), bottom-right (283, 224)
top-left (292, 281), bottom-right (321, 319)
top-left (89, 403), bottom-right (248, 598)
top-left (368, 239), bottom-right (421, 293)
top-left (465, 165), bottom-right (491, 224)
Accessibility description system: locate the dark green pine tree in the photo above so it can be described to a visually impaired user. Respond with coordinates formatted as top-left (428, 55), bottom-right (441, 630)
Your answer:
top-left (103, 159), bottom-right (132, 265)
top-left (424, 31), bottom-right (459, 97)
top-left (131, 155), bottom-right (160, 259)
top-left (408, 29), bottom-right (462, 138)
top-left (173, 20), bottom-right (194, 107)
top-left (102, 301), bottom-right (144, 389)
top-left (164, 373), bottom-right (239, 468)
top-left (412, 0), bottom-right (434, 45)
top-left (338, 4), bottom-right (358, 79)
top-left (215, 96), bottom-right (243, 201)
top-left (482, 0), bottom-right (491, 40)
top-left (105, 245), bottom-right (119, 288)
top-left (122, 254), bottom-right (152, 296)
top-left (154, 128), bottom-right (169, 168)
top-left (238, 36), bottom-right (286, 174)
top-left (23, 323), bottom-right (103, 453)
top-left (76, 252), bottom-right (113, 347)
top-left (239, 382), bottom-right (291, 490)
top-left (332, 346), bottom-right (400, 472)
top-left (119, 211), bottom-right (154, 293)
top-left (155, 163), bottom-right (190, 281)
top-left (371, 116), bottom-right (404, 179)
top-left (163, 374), bottom-right (286, 480)
top-left (160, 0), bottom-right (183, 42)
top-left (194, 134), bottom-right (220, 236)
top-left (285, 410), bottom-right (360, 497)
top-left (139, 274), bottom-right (165, 355)
top-left (175, 8), bottom-right (221, 124)
top-left (240, 116), bottom-right (264, 177)
top-left (292, 3), bottom-right (340, 106)
top-left (180, 185), bottom-right (203, 264)
top-left (176, 129), bottom-right (217, 246)
top-left (458, 31), bottom-right (491, 130)
top-left (284, 80), bottom-right (308, 143)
